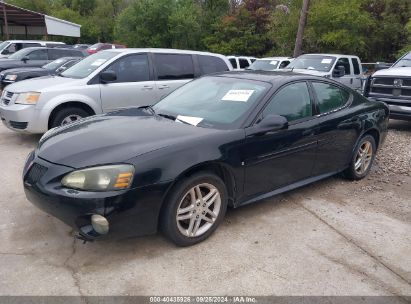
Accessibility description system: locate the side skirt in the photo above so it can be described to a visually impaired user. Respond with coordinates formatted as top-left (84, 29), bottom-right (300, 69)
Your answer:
top-left (236, 170), bottom-right (344, 208)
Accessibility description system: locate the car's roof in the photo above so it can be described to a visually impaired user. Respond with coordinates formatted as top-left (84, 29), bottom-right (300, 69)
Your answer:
top-left (258, 57), bottom-right (293, 61)
top-left (3, 40), bottom-right (64, 44)
top-left (17, 47), bottom-right (81, 51)
top-left (211, 70), bottom-right (334, 84)
top-left (102, 48), bottom-right (228, 58)
top-left (301, 53), bottom-right (360, 58)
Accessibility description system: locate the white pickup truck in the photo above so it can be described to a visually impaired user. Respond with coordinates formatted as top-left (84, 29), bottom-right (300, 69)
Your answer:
top-left (286, 53), bottom-right (364, 91)
top-left (364, 52), bottom-right (411, 120)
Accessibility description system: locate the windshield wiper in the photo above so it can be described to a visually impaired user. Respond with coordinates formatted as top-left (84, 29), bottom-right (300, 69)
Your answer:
top-left (138, 105), bottom-right (156, 115)
top-left (157, 113), bottom-right (177, 121)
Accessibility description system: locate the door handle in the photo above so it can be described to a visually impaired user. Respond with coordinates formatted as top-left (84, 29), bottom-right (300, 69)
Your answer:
top-left (142, 85), bottom-right (153, 90)
top-left (350, 78), bottom-right (353, 84)
top-left (158, 85), bottom-right (170, 89)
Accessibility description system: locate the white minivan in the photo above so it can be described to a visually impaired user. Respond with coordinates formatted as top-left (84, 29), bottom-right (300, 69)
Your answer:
top-left (0, 48), bottom-right (232, 133)
top-left (0, 40), bottom-right (65, 57)
top-left (286, 54), bottom-right (364, 91)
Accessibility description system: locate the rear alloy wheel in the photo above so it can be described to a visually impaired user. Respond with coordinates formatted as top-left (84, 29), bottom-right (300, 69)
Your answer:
top-left (344, 135), bottom-right (376, 180)
top-left (50, 107), bottom-right (89, 128)
top-left (161, 173), bottom-right (228, 246)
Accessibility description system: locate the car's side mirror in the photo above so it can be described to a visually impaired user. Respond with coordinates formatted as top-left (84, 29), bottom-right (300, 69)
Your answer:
top-left (100, 70), bottom-right (117, 83)
top-left (249, 114), bottom-right (288, 135)
top-left (332, 65), bottom-right (345, 78)
top-left (2, 49), bottom-right (9, 55)
top-left (21, 56), bottom-right (29, 62)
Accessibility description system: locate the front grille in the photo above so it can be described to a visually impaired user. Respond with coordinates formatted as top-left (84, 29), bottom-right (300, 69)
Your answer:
top-left (25, 163), bottom-right (47, 185)
top-left (370, 77), bottom-right (411, 101)
top-left (9, 121), bottom-right (27, 129)
top-left (371, 87), bottom-right (392, 95)
top-left (1, 91), bottom-right (14, 106)
top-left (373, 78), bottom-right (394, 85)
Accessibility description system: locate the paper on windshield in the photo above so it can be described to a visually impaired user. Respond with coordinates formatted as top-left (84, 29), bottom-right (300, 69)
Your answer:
top-left (321, 58), bottom-right (332, 64)
top-left (270, 60), bottom-right (279, 65)
top-left (222, 90), bottom-right (254, 102)
top-left (176, 115), bottom-right (203, 126)
top-left (91, 59), bottom-right (107, 66)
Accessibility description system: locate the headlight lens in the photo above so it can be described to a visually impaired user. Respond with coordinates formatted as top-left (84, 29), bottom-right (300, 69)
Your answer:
top-left (5, 74), bottom-right (17, 81)
top-left (62, 164), bottom-right (135, 191)
top-left (15, 92), bottom-right (40, 105)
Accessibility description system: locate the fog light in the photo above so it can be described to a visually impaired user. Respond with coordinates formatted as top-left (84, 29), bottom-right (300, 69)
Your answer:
top-left (91, 214), bottom-right (109, 235)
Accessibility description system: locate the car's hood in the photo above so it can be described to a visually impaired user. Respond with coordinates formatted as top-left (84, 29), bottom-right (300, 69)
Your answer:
top-left (2, 67), bottom-right (45, 75)
top-left (36, 108), bottom-right (222, 168)
top-left (372, 67), bottom-right (411, 77)
top-left (5, 75), bottom-right (78, 93)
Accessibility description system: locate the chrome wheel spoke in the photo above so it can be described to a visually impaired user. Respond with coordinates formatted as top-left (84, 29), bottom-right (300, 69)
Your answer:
top-left (177, 212), bottom-right (193, 221)
top-left (191, 218), bottom-right (202, 236)
top-left (355, 140), bottom-right (373, 174)
top-left (178, 204), bottom-right (194, 215)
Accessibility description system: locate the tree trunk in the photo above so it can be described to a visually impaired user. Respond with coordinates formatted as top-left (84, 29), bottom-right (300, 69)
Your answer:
top-left (293, 0), bottom-right (310, 58)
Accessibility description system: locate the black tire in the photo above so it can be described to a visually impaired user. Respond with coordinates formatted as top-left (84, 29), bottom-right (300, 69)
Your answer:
top-left (160, 172), bottom-right (228, 247)
top-left (50, 107), bottom-right (89, 129)
top-left (344, 135), bottom-right (376, 180)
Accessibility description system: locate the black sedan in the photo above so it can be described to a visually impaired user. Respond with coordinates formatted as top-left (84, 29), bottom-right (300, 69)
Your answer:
top-left (0, 57), bottom-right (81, 89)
top-left (23, 71), bottom-right (389, 246)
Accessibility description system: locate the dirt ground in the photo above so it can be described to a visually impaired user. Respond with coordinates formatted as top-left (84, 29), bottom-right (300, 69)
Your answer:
top-left (0, 120), bottom-right (410, 297)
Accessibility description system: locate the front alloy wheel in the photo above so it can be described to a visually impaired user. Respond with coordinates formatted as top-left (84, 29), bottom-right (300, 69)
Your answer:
top-left (176, 183), bottom-right (221, 238)
top-left (161, 173), bottom-right (228, 246)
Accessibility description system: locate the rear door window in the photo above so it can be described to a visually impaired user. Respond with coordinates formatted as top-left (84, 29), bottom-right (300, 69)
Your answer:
top-left (48, 49), bottom-right (63, 60)
top-left (351, 58), bottom-right (361, 75)
top-left (23, 43), bottom-right (41, 48)
top-left (239, 58), bottom-right (249, 69)
top-left (229, 58), bottom-right (237, 69)
top-left (154, 53), bottom-right (194, 80)
top-left (198, 55), bottom-right (229, 75)
top-left (312, 82), bottom-right (350, 114)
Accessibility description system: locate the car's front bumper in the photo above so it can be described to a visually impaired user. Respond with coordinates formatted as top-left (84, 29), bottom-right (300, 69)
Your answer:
top-left (0, 103), bottom-right (48, 133)
top-left (23, 152), bottom-right (171, 241)
top-left (368, 96), bottom-right (411, 121)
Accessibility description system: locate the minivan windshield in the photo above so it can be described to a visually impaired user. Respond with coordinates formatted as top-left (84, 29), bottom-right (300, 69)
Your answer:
top-left (8, 48), bottom-right (35, 60)
top-left (392, 52), bottom-right (411, 68)
top-left (60, 51), bottom-right (117, 79)
top-left (0, 41), bottom-right (9, 51)
top-left (153, 76), bottom-right (270, 129)
top-left (287, 55), bottom-right (336, 72)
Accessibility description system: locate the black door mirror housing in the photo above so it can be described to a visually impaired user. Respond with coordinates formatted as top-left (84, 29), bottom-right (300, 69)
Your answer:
top-left (100, 70), bottom-right (117, 83)
top-left (249, 114), bottom-right (288, 135)
top-left (21, 56), bottom-right (29, 62)
top-left (332, 65), bottom-right (345, 78)
top-left (2, 49), bottom-right (9, 55)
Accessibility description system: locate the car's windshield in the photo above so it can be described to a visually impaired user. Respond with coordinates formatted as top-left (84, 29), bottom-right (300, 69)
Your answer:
top-left (43, 58), bottom-right (69, 70)
top-left (287, 55), bottom-right (336, 72)
top-left (153, 76), bottom-right (271, 129)
top-left (0, 41), bottom-right (9, 51)
top-left (249, 59), bottom-right (280, 71)
top-left (60, 51), bottom-right (117, 79)
top-left (392, 52), bottom-right (411, 68)
top-left (8, 48), bottom-right (34, 60)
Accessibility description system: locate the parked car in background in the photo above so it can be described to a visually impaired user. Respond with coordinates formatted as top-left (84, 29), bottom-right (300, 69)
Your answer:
top-left (0, 40), bottom-right (65, 58)
top-left (86, 43), bottom-right (127, 55)
top-left (286, 54), bottom-right (364, 91)
top-left (363, 51), bottom-right (411, 120)
top-left (22, 71), bottom-right (389, 246)
top-left (0, 47), bottom-right (85, 73)
top-left (0, 57), bottom-right (82, 90)
top-left (248, 57), bottom-right (293, 71)
top-left (227, 56), bottom-right (257, 70)
top-left (0, 48), bottom-right (232, 133)
top-left (73, 44), bottom-right (91, 50)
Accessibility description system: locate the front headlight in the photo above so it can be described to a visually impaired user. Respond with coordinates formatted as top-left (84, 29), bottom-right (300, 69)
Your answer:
top-left (15, 92), bottom-right (41, 105)
top-left (62, 164), bottom-right (135, 191)
top-left (5, 74), bottom-right (17, 81)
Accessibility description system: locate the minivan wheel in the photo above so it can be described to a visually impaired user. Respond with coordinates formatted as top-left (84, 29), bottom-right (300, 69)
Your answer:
top-left (50, 107), bottom-right (89, 128)
top-left (344, 135), bottom-right (376, 180)
top-left (161, 173), bottom-right (228, 247)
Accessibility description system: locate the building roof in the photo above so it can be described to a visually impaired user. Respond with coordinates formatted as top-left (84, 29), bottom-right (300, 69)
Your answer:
top-left (0, 2), bottom-right (81, 37)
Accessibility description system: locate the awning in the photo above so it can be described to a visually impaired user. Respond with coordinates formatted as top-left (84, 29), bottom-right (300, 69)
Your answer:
top-left (0, 2), bottom-right (81, 38)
